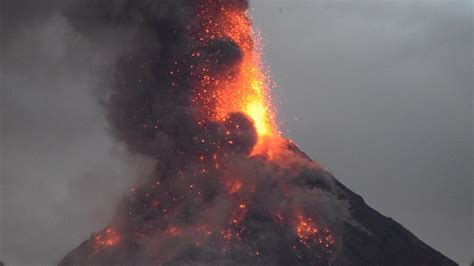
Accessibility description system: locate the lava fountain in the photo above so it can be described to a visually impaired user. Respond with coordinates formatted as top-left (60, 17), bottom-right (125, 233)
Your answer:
top-left (195, 4), bottom-right (277, 137)
top-left (190, 1), bottom-right (279, 155)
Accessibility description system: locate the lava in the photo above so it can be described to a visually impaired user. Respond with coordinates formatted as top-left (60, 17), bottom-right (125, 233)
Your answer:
top-left (193, 2), bottom-right (279, 151)
top-left (295, 215), bottom-right (336, 257)
top-left (92, 227), bottom-right (120, 254)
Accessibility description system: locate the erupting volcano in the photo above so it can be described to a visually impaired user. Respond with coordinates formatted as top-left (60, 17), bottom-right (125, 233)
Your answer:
top-left (61, 1), bottom-right (456, 265)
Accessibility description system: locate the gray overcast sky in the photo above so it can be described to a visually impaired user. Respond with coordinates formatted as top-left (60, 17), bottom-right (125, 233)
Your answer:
top-left (1, 0), bottom-right (472, 265)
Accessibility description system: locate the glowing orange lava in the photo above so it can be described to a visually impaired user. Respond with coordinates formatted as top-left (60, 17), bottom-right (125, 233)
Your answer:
top-left (228, 179), bottom-right (243, 194)
top-left (194, 5), bottom-right (279, 152)
top-left (92, 227), bottom-right (120, 254)
top-left (296, 215), bottom-right (335, 252)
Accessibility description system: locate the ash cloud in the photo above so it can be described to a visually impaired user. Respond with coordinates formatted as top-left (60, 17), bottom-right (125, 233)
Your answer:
top-left (66, 0), bottom-right (255, 160)
top-left (1, 1), bottom-right (148, 264)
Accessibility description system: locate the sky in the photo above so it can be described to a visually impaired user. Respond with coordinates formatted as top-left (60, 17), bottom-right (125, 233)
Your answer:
top-left (1, 0), bottom-right (472, 265)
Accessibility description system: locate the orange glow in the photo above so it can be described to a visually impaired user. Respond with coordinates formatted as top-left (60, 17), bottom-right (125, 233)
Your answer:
top-left (166, 226), bottom-right (182, 237)
top-left (228, 180), bottom-right (243, 194)
top-left (296, 215), bottom-right (319, 247)
top-left (92, 227), bottom-right (120, 253)
top-left (295, 215), bottom-right (335, 250)
top-left (194, 5), bottom-right (280, 152)
top-left (220, 202), bottom-right (248, 242)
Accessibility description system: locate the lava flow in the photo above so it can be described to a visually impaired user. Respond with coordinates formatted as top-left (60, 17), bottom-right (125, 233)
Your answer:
top-left (61, 1), bottom-right (347, 265)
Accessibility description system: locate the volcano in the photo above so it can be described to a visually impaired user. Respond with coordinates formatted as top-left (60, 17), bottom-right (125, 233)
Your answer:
top-left (60, 144), bottom-right (457, 266)
top-left (60, 0), bottom-right (456, 265)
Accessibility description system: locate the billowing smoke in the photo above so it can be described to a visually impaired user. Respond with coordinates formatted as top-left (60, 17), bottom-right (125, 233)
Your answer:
top-left (60, 0), bottom-right (351, 265)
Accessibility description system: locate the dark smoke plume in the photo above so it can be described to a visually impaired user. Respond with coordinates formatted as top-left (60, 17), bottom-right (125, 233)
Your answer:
top-left (60, 1), bottom-right (350, 265)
